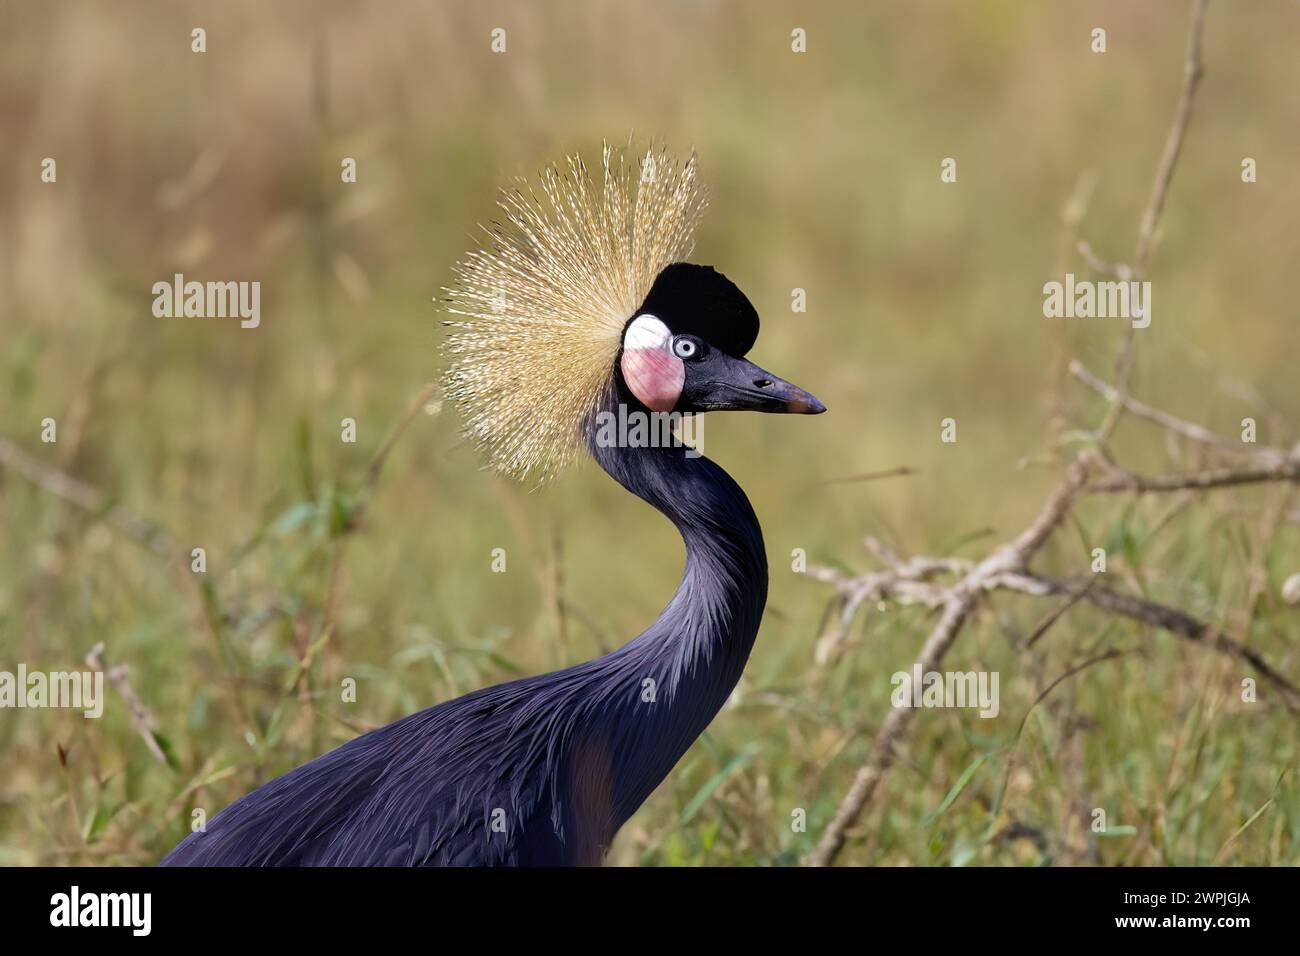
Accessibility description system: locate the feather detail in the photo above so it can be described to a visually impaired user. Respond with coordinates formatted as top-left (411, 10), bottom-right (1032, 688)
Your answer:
top-left (441, 141), bottom-right (708, 481)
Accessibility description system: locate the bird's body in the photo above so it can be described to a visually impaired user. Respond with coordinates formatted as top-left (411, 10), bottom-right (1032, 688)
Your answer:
top-left (162, 418), bottom-right (766, 865)
top-left (161, 142), bottom-right (820, 866)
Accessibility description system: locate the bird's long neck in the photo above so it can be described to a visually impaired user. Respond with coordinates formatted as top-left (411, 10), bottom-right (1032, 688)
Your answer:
top-left (583, 395), bottom-right (768, 822)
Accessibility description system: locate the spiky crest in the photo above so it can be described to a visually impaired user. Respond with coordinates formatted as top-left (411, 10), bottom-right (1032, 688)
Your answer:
top-left (441, 141), bottom-right (707, 481)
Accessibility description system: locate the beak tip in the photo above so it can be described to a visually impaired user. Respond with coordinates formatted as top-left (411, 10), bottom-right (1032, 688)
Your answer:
top-left (793, 394), bottom-right (827, 415)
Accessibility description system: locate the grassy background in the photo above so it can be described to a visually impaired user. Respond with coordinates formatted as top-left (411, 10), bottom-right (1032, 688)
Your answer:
top-left (1, 0), bottom-right (1297, 865)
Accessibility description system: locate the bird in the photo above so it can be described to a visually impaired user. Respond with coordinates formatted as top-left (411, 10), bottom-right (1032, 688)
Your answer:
top-left (160, 142), bottom-right (825, 866)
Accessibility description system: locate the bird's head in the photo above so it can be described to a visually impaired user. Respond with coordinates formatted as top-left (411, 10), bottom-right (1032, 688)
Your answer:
top-left (619, 262), bottom-right (824, 417)
top-left (442, 141), bottom-right (824, 482)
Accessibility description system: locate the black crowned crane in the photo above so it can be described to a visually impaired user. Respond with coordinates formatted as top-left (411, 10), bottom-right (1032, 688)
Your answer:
top-left (161, 143), bottom-right (825, 866)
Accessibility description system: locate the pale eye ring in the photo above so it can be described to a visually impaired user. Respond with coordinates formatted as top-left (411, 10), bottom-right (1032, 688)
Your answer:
top-left (672, 335), bottom-right (703, 360)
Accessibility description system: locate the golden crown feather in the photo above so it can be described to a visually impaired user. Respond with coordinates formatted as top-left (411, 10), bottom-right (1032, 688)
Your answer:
top-left (440, 140), bottom-right (707, 481)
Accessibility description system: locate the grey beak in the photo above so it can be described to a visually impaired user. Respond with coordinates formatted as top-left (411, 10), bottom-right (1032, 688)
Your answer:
top-left (698, 353), bottom-right (827, 414)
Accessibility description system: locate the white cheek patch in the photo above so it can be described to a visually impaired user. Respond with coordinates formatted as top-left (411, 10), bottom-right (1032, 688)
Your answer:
top-left (623, 313), bottom-right (672, 351)
top-left (621, 314), bottom-right (684, 412)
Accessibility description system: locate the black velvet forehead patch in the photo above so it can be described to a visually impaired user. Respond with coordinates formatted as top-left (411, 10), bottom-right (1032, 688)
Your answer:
top-left (633, 262), bottom-right (760, 357)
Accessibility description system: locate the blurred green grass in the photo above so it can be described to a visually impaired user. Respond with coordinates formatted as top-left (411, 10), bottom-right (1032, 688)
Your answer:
top-left (1, 0), bottom-right (1297, 865)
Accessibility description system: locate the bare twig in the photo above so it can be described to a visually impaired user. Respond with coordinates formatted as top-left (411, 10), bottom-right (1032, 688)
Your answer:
top-left (315, 380), bottom-right (441, 673)
top-left (1076, 240), bottom-right (1133, 281)
top-left (362, 380), bottom-right (441, 499)
top-left (1024, 579), bottom-right (1096, 649)
top-left (0, 436), bottom-right (178, 559)
top-left (1096, 0), bottom-right (1209, 443)
top-left (807, 551), bottom-right (1299, 862)
top-left (1020, 649), bottom-right (1132, 736)
top-left (809, 362), bottom-right (1300, 858)
top-left (1135, 0), bottom-right (1209, 274)
top-left (0, 434), bottom-right (252, 725)
top-left (808, 7), bottom-right (1279, 858)
top-left (808, 461), bottom-right (1091, 866)
top-left (1087, 460), bottom-right (1299, 494)
top-left (85, 642), bottom-right (169, 765)
top-left (1030, 575), bottom-right (1300, 707)
top-left (1068, 361), bottom-right (1297, 492)
top-left (822, 466), bottom-right (915, 485)
top-left (1049, 171), bottom-right (1098, 444)
top-left (1070, 360), bottom-right (1263, 457)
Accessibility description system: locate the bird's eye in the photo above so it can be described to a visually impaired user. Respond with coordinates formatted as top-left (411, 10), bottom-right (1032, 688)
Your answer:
top-left (672, 336), bottom-right (704, 360)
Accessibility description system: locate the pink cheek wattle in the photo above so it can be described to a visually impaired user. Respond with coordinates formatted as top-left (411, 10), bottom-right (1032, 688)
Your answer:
top-left (621, 348), bottom-right (685, 413)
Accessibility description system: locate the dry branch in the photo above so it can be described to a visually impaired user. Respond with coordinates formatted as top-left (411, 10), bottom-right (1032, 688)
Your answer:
top-left (1070, 360), bottom-right (1257, 457)
top-left (1134, 0), bottom-right (1209, 273)
top-left (1070, 359), bottom-right (1299, 492)
top-left (1087, 460), bottom-right (1300, 494)
top-left (809, 0), bottom-right (1240, 867)
top-left (808, 462), bottom-right (1300, 866)
top-left (808, 462), bottom-right (1090, 866)
top-left (1029, 575), bottom-right (1300, 706)
top-left (1094, 0), bottom-right (1210, 444)
top-left (85, 642), bottom-right (168, 765)
top-left (0, 436), bottom-right (179, 559)
top-left (809, 362), bottom-right (1299, 865)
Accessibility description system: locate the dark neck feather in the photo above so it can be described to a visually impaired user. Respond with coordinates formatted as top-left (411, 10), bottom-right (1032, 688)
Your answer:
top-left (581, 393), bottom-right (768, 825)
